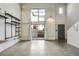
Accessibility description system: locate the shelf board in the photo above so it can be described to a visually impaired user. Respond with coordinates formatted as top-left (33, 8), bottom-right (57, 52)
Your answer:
top-left (5, 13), bottom-right (21, 21)
top-left (0, 14), bottom-right (7, 18)
top-left (6, 22), bottom-right (11, 24)
top-left (12, 36), bottom-right (16, 37)
top-left (6, 22), bottom-right (16, 25)
top-left (16, 31), bottom-right (20, 32)
top-left (16, 27), bottom-right (21, 28)
top-left (11, 23), bottom-right (16, 25)
top-left (5, 37), bottom-right (12, 39)
top-left (16, 18), bottom-right (21, 21)
top-left (11, 21), bottom-right (21, 24)
top-left (5, 35), bottom-right (19, 39)
top-left (15, 35), bottom-right (19, 36)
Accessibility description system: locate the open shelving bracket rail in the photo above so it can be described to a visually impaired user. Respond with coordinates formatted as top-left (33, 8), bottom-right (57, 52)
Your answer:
top-left (5, 12), bottom-right (21, 40)
top-left (0, 13), bottom-right (8, 41)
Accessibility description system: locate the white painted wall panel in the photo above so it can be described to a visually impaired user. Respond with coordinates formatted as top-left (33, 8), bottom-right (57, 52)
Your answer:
top-left (67, 21), bottom-right (79, 48)
top-left (67, 4), bottom-right (79, 48)
top-left (0, 18), bottom-right (5, 41)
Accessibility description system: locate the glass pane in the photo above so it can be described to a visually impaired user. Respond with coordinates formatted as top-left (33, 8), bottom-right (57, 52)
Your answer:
top-left (31, 24), bottom-right (38, 38)
top-left (31, 9), bottom-right (38, 13)
top-left (39, 9), bottom-right (45, 13)
top-left (33, 12), bottom-right (38, 16)
top-left (31, 16), bottom-right (38, 22)
top-left (38, 25), bottom-right (44, 31)
top-left (37, 25), bottom-right (44, 38)
top-left (39, 17), bottom-right (45, 21)
top-left (31, 12), bottom-right (38, 22)
top-left (39, 12), bottom-right (45, 16)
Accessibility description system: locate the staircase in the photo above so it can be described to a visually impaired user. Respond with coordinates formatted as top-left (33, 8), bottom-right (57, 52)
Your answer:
top-left (67, 21), bottom-right (79, 48)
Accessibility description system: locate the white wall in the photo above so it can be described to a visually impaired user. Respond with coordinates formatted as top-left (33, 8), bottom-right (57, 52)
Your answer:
top-left (67, 3), bottom-right (79, 48)
top-left (67, 4), bottom-right (79, 29)
top-left (67, 21), bottom-right (79, 48)
top-left (0, 18), bottom-right (5, 41)
top-left (0, 3), bottom-right (21, 19)
top-left (0, 3), bottom-right (21, 52)
top-left (21, 3), bottom-right (67, 40)
top-left (55, 3), bottom-right (67, 39)
top-left (0, 3), bottom-right (21, 40)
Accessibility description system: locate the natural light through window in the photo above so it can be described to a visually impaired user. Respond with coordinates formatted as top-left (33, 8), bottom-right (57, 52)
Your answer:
top-left (38, 25), bottom-right (44, 31)
top-left (59, 7), bottom-right (63, 14)
top-left (31, 9), bottom-right (45, 22)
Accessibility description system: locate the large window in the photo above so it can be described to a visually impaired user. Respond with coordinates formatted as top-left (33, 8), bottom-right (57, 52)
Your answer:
top-left (31, 9), bottom-right (45, 39)
top-left (31, 9), bottom-right (45, 23)
top-left (58, 7), bottom-right (63, 14)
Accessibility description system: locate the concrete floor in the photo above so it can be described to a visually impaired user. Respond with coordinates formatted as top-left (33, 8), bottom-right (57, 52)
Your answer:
top-left (0, 40), bottom-right (79, 56)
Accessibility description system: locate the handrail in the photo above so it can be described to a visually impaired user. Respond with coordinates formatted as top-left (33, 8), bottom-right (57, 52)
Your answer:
top-left (68, 20), bottom-right (79, 32)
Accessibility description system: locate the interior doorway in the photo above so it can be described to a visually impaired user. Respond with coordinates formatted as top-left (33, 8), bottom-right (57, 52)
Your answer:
top-left (30, 8), bottom-right (45, 40)
top-left (58, 24), bottom-right (65, 41)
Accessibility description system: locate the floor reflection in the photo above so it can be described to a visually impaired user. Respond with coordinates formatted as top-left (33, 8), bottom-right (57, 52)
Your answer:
top-left (0, 40), bottom-right (79, 56)
top-left (30, 40), bottom-right (45, 55)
